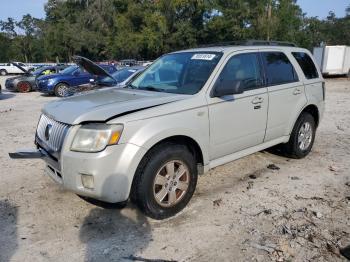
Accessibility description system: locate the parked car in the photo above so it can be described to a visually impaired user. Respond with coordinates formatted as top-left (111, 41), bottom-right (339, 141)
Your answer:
top-left (5, 65), bottom-right (67, 92)
top-left (36, 64), bottom-right (117, 97)
top-left (0, 62), bottom-right (34, 76)
top-left (313, 45), bottom-right (350, 77)
top-left (10, 42), bottom-right (325, 219)
top-left (66, 56), bottom-right (145, 96)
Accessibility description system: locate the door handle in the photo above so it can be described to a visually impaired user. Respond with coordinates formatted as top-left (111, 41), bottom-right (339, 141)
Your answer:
top-left (293, 88), bottom-right (302, 95)
top-left (251, 97), bottom-right (264, 104)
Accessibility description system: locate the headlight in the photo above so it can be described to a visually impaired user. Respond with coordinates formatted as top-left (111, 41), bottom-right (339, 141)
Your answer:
top-left (71, 124), bottom-right (123, 152)
top-left (48, 79), bottom-right (55, 85)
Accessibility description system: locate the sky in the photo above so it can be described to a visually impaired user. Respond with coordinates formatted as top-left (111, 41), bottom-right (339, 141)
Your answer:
top-left (0, 0), bottom-right (349, 21)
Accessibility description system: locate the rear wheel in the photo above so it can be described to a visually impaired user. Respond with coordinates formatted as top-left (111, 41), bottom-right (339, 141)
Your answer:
top-left (17, 81), bottom-right (31, 92)
top-left (131, 143), bottom-right (198, 219)
top-left (281, 112), bottom-right (316, 159)
top-left (54, 83), bottom-right (70, 97)
top-left (0, 70), bottom-right (7, 76)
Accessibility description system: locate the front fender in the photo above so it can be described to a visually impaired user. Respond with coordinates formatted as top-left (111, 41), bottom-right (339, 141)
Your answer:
top-left (118, 109), bottom-right (210, 166)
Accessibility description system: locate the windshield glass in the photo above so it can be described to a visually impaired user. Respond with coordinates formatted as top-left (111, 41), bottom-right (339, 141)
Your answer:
top-left (60, 65), bottom-right (78, 75)
top-left (129, 52), bottom-right (222, 94)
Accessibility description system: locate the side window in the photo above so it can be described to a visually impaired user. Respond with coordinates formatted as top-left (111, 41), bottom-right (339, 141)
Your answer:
top-left (292, 52), bottom-right (319, 79)
top-left (218, 53), bottom-right (262, 91)
top-left (261, 52), bottom-right (298, 86)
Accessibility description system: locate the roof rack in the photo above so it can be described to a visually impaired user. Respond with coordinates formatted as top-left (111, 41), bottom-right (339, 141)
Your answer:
top-left (198, 40), bottom-right (297, 48)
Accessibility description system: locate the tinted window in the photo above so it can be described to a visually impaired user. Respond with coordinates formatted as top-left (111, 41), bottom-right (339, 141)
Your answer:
top-left (292, 52), bottom-right (318, 79)
top-left (261, 52), bottom-right (298, 86)
top-left (218, 53), bottom-right (262, 90)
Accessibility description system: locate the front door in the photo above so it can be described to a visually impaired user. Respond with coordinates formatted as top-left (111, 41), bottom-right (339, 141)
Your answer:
top-left (207, 51), bottom-right (268, 160)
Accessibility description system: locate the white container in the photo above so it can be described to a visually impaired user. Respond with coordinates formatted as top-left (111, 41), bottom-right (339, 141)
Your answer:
top-left (313, 45), bottom-right (350, 76)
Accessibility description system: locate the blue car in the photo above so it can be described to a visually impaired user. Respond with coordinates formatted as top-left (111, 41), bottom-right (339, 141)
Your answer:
top-left (36, 64), bottom-right (117, 97)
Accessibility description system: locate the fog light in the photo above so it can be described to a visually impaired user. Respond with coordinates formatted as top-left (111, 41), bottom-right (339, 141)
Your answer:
top-left (81, 174), bottom-right (94, 189)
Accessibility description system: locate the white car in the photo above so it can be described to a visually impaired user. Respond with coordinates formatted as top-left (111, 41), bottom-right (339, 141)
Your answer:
top-left (0, 62), bottom-right (34, 76)
top-left (10, 41), bottom-right (325, 219)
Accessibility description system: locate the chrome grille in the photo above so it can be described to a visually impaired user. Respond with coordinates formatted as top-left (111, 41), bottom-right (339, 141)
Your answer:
top-left (36, 114), bottom-right (70, 152)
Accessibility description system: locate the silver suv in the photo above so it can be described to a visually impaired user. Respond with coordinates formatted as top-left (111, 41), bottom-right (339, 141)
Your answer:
top-left (10, 43), bottom-right (325, 219)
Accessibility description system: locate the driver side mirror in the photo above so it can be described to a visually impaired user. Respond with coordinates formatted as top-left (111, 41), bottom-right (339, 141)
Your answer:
top-left (213, 78), bottom-right (245, 97)
top-left (73, 70), bottom-right (80, 76)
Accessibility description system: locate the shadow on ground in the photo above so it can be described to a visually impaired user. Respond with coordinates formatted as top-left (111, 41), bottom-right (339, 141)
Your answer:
top-left (0, 200), bottom-right (18, 262)
top-left (0, 93), bottom-right (16, 100)
top-left (79, 204), bottom-right (152, 262)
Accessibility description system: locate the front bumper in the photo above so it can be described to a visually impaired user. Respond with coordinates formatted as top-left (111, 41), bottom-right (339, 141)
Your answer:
top-left (10, 142), bottom-right (147, 203)
top-left (5, 80), bottom-right (16, 91)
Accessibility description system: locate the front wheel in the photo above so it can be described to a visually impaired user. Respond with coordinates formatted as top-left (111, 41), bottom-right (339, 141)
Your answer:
top-left (54, 83), bottom-right (70, 97)
top-left (131, 143), bottom-right (198, 220)
top-left (17, 81), bottom-right (31, 92)
top-left (282, 112), bottom-right (316, 159)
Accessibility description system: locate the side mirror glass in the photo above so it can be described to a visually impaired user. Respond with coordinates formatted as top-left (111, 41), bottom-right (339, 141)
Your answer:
top-left (213, 79), bottom-right (244, 97)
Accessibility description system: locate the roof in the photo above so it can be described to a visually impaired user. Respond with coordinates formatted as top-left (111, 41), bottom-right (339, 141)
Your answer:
top-left (173, 45), bottom-right (309, 55)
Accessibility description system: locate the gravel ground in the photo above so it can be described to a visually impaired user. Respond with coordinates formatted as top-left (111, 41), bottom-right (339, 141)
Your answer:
top-left (0, 76), bottom-right (349, 262)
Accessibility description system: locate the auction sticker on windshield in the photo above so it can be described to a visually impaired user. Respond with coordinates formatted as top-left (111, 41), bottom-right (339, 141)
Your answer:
top-left (191, 54), bottom-right (217, 60)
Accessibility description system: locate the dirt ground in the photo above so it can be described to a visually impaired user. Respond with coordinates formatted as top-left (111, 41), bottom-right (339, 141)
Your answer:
top-left (0, 76), bottom-right (349, 262)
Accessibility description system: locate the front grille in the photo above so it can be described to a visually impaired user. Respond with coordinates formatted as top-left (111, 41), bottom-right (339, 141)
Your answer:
top-left (36, 114), bottom-right (70, 152)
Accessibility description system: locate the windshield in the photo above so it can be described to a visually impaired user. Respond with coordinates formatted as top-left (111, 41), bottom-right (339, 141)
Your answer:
top-left (129, 52), bottom-right (222, 94)
top-left (60, 65), bottom-right (78, 75)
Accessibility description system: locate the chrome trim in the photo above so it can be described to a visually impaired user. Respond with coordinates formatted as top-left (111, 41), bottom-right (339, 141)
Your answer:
top-left (36, 114), bottom-right (70, 153)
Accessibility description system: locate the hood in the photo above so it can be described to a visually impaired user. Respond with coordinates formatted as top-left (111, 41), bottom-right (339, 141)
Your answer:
top-left (73, 56), bottom-right (116, 81)
top-left (10, 62), bottom-right (28, 73)
top-left (42, 88), bottom-right (189, 125)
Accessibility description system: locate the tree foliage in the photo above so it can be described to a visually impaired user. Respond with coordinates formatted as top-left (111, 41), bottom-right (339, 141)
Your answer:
top-left (0, 0), bottom-right (349, 62)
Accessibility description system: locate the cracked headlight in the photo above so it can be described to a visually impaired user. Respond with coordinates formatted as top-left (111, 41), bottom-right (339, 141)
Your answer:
top-left (71, 124), bottom-right (123, 152)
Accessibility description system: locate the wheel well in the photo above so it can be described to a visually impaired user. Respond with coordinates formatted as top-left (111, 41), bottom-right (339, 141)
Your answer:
top-left (149, 136), bottom-right (204, 166)
top-left (302, 105), bottom-right (319, 127)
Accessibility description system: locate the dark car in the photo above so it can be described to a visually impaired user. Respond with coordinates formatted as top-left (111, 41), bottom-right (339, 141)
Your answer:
top-left (5, 65), bottom-right (67, 93)
top-left (36, 64), bottom-right (117, 97)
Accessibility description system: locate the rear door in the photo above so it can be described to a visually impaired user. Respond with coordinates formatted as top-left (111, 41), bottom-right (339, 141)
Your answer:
top-left (261, 50), bottom-right (307, 142)
top-left (207, 51), bottom-right (268, 160)
top-left (292, 51), bottom-right (324, 106)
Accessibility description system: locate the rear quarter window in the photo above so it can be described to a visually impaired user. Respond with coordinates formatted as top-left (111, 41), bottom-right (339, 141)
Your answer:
top-left (261, 52), bottom-right (298, 86)
top-left (292, 52), bottom-right (319, 79)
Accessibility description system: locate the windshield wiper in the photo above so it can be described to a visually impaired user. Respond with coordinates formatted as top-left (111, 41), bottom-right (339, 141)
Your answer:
top-left (125, 83), bottom-right (137, 89)
top-left (139, 86), bottom-right (165, 92)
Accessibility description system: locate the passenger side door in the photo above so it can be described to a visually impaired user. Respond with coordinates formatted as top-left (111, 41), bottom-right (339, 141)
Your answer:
top-left (207, 51), bottom-right (268, 160)
top-left (261, 51), bottom-right (307, 141)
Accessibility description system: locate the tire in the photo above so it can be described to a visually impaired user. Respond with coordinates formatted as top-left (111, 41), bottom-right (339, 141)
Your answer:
top-left (0, 70), bottom-right (7, 76)
top-left (17, 81), bottom-right (31, 93)
top-left (282, 112), bottom-right (316, 159)
top-left (54, 83), bottom-right (70, 97)
top-left (131, 143), bottom-right (198, 220)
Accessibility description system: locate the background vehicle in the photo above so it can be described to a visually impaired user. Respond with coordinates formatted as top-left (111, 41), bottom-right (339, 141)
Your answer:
top-left (36, 64), bottom-right (117, 97)
top-left (313, 45), bottom-right (350, 77)
top-left (90, 66), bottom-right (146, 87)
top-left (10, 42), bottom-right (325, 219)
top-left (5, 65), bottom-right (68, 93)
top-left (0, 62), bottom-right (35, 76)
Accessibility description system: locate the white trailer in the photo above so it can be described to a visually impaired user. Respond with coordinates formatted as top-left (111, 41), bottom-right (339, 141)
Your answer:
top-left (313, 45), bottom-right (350, 77)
